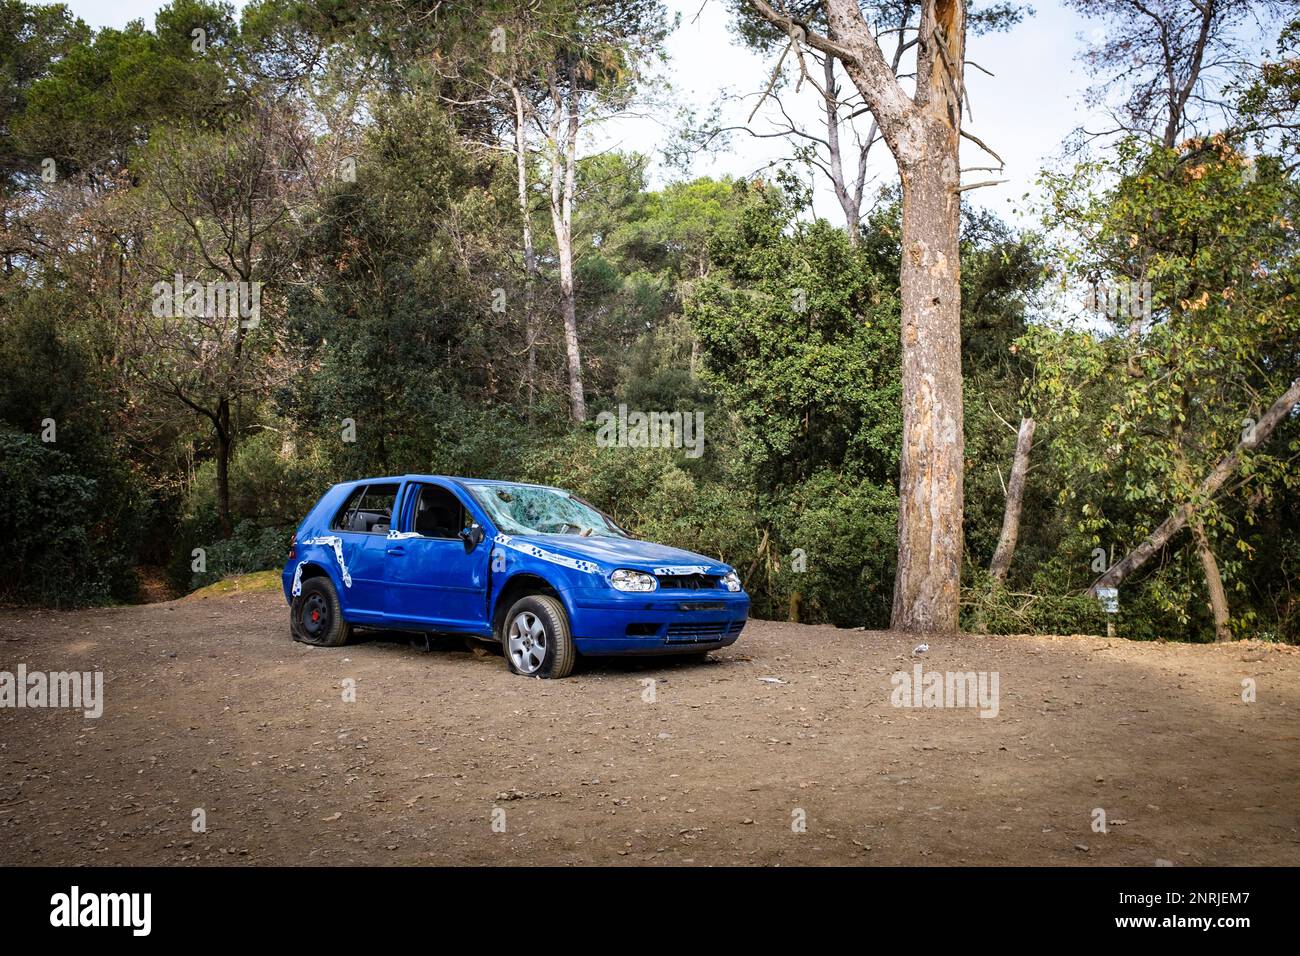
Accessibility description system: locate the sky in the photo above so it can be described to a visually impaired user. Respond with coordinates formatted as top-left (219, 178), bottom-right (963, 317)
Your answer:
top-left (61, 0), bottom-right (1109, 223)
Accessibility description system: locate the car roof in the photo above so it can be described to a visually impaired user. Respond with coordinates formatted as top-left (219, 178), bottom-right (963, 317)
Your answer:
top-left (348, 475), bottom-right (562, 491)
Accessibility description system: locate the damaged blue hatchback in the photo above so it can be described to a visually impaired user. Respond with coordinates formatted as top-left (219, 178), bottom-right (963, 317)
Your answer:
top-left (282, 476), bottom-right (749, 678)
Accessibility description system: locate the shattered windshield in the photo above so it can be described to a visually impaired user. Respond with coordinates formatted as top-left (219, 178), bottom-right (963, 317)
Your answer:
top-left (465, 483), bottom-right (628, 538)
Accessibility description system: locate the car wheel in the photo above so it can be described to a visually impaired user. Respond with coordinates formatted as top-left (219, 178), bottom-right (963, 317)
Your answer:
top-left (503, 594), bottom-right (575, 679)
top-left (291, 576), bottom-right (352, 647)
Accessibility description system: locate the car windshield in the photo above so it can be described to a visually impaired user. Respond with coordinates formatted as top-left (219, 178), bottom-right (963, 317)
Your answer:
top-left (465, 483), bottom-right (628, 538)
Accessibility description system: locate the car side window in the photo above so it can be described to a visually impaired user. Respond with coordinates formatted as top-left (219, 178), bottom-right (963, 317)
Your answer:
top-left (410, 484), bottom-right (467, 539)
top-left (332, 483), bottom-right (400, 534)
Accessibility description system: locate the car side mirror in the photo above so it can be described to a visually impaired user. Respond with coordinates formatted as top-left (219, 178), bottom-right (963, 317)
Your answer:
top-left (459, 524), bottom-right (485, 553)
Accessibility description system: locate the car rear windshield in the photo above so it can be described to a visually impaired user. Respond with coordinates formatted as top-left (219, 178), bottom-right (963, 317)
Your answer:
top-left (465, 483), bottom-right (627, 538)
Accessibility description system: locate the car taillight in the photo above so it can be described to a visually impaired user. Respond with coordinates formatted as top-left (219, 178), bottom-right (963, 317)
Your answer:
top-left (288, 533), bottom-right (297, 560)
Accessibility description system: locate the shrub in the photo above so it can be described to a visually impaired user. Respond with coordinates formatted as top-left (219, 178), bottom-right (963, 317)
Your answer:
top-left (188, 520), bottom-right (292, 589)
top-left (0, 430), bottom-right (118, 605)
top-left (962, 571), bottom-right (1108, 635)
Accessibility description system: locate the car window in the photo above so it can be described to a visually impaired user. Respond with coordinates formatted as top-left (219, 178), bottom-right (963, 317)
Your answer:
top-left (465, 483), bottom-right (627, 537)
top-left (332, 483), bottom-right (400, 534)
top-left (410, 485), bottom-right (467, 539)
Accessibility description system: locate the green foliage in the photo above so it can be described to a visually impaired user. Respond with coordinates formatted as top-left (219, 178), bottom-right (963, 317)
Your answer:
top-left (188, 520), bottom-right (291, 589)
top-left (963, 572), bottom-right (1109, 636)
top-left (768, 470), bottom-right (898, 626)
top-left (688, 181), bottom-right (902, 487)
top-left (12, 5), bottom-right (235, 175)
top-left (1029, 134), bottom-right (1300, 640)
top-left (0, 0), bottom-right (91, 189)
top-left (172, 430), bottom-right (328, 587)
top-left (0, 430), bottom-right (120, 605)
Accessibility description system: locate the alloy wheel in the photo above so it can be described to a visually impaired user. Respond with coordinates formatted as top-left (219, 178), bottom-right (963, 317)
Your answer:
top-left (507, 610), bottom-right (547, 675)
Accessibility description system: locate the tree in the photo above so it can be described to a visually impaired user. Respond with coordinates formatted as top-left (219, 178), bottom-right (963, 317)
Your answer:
top-left (129, 102), bottom-right (316, 537)
top-left (687, 179), bottom-right (902, 489)
top-left (1070, 0), bottom-right (1285, 148)
top-left (1031, 136), bottom-right (1300, 640)
top-left (516, 1), bottom-right (671, 421)
top-left (988, 415), bottom-right (1034, 581)
top-left (0, 1), bottom-right (90, 192)
top-left (11, 3), bottom-right (236, 183)
top-left (1236, 16), bottom-right (1300, 168)
top-left (715, 1), bottom-right (1023, 244)
top-left (748, 0), bottom-right (990, 631)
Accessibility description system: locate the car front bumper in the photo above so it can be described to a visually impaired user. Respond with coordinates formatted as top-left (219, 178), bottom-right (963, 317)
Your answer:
top-left (565, 588), bottom-right (750, 655)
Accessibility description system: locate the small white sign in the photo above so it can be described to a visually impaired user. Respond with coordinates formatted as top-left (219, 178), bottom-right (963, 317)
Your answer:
top-left (1096, 587), bottom-right (1119, 614)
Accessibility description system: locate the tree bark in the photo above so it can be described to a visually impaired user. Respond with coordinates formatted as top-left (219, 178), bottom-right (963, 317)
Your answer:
top-left (989, 417), bottom-right (1035, 582)
top-left (1092, 377), bottom-right (1300, 593)
top-left (891, 121), bottom-right (965, 631)
top-left (548, 61), bottom-right (586, 423)
top-left (215, 397), bottom-right (233, 540)
top-left (1190, 519), bottom-right (1232, 642)
top-left (750, 0), bottom-right (968, 632)
top-left (511, 85), bottom-right (539, 414)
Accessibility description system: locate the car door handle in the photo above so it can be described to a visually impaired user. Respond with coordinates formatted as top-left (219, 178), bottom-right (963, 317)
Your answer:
top-left (386, 546), bottom-right (405, 556)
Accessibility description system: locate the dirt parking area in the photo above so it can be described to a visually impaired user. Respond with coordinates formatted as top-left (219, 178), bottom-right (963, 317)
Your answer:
top-left (1, 587), bottom-right (1298, 866)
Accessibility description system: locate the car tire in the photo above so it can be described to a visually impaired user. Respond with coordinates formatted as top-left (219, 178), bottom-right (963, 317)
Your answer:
top-left (290, 576), bottom-right (352, 647)
top-left (502, 594), bottom-right (576, 679)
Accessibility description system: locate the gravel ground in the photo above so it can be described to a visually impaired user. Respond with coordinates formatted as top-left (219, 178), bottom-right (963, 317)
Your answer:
top-left (1, 589), bottom-right (1297, 866)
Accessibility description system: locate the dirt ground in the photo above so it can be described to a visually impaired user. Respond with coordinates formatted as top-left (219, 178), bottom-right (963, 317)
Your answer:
top-left (1, 586), bottom-right (1297, 866)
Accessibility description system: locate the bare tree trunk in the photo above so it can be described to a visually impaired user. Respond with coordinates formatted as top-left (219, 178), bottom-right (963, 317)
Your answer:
top-left (751, 0), bottom-right (968, 632)
top-left (891, 127), bottom-right (965, 631)
top-left (989, 417), bottom-right (1035, 582)
top-left (823, 56), bottom-right (861, 246)
top-left (890, 0), bottom-right (968, 632)
top-left (215, 397), bottom-right (233, 540)
top-left (547, 62), bottom-right (586, 423)
top-left (1093, 377), bottom-right (1300, 593)
top-left (1191, 519), bottom-right (1232, 641)
top-left (511, 85), bottom-right (539, 414)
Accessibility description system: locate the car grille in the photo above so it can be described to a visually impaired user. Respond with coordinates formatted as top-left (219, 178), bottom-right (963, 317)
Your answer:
top-left (655, 573), bottom-right (719, 590)
top-left (665, 620), bottom-right (745, 643)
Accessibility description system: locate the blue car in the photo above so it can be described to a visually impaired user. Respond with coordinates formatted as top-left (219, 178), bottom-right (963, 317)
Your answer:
top-left (282, 476), bottom-right (749, 678)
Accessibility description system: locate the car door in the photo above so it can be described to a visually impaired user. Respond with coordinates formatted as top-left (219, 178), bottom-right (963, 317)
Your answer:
top-left (328, 482), bottom-right (401, 620)
top-left (384, 481), bottom-right (490, 633)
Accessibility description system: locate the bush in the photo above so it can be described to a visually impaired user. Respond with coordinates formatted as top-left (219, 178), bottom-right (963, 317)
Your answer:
top-left (172, 430), bottom-right (328, 589)
top-left (962, 571), bottom-right (1109, 635)
top-left (768, 470), bottom-right (898, 627)
top-left (188, 520), bottom-right (292, 589)
top-left (0, 430), bottom-right (119, 605)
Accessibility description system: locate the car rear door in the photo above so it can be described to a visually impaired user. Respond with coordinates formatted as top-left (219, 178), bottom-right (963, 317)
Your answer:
top-left (384, 481), bottom-right (490, 633)
top-left (328, 482), bottom-right (401, 620)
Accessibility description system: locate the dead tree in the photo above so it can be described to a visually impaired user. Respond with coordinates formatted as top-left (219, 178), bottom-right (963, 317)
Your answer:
top-left (1091, 377), bottom-right (1300, 597)
top-left (989, 416), bottom-right (1035, 582)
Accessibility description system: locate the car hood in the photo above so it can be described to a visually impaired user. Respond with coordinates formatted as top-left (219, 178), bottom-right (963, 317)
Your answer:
top-left (505, 533), bottom-right (732, 575)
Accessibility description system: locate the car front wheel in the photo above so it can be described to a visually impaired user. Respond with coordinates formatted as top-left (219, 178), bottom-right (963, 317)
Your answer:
top-left (503, 594), bottom-right (575, 679)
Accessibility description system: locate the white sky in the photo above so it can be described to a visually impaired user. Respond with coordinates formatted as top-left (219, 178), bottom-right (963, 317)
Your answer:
top-left (61, 0), bottom-right (1115, 223)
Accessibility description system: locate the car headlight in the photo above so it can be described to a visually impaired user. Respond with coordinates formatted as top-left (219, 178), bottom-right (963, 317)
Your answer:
top-left (610, 569), bottom-right (657, 592)
top-left (722, 571), bottom-right (742, 592)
